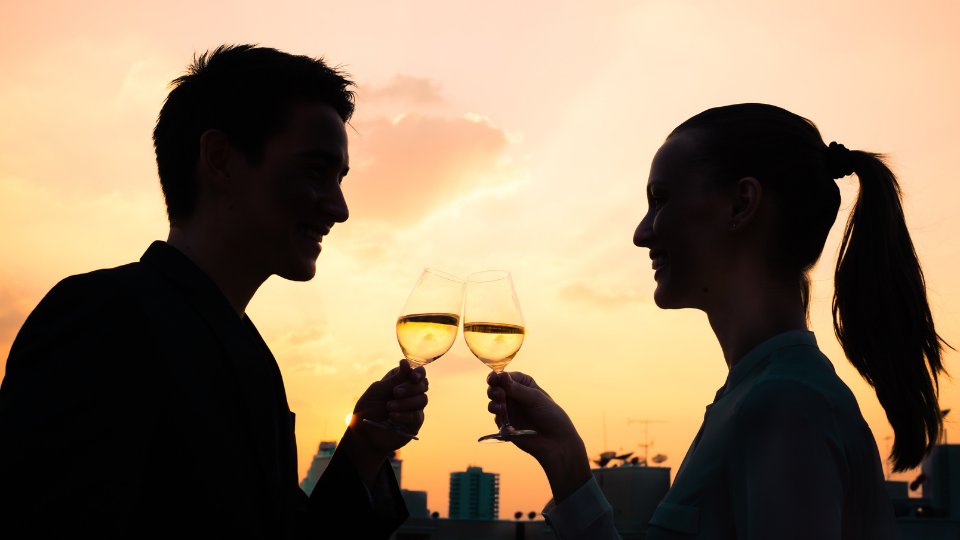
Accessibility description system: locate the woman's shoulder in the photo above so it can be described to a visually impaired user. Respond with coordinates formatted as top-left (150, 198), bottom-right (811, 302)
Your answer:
top-left (735, 350), bottom-right (870, 438)
top-left (736, 375), bottom-right (833, 423)
top-left (760, 341), bottom-right (860, 406)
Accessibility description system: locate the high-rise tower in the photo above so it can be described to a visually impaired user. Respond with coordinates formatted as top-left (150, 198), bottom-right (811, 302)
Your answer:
top-left (448, 466), bottom-right (499, 520)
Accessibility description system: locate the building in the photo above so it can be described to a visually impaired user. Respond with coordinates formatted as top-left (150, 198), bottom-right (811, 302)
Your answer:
top-left (299, 441), bottom-right (336, 496)
top-left (392, 452), bottom-right (403, 486)
top-left (401, 489), bottom-right (430, 519)
top-left (896, 443), bottom-right (960, 539)
top-left (448, 466), bottom-right (500, 520)
top-left (301, 440), bottom-right (403, 496)
top-left (392, 517), bottom-right (550, 540)
top-left (593, 464), bottom-right (671, 539)
top-left (393, 462), bottom-right (670, 540)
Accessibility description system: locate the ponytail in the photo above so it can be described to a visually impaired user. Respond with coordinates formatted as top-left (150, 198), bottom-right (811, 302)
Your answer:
top-left (832, 151), bottom-right (949, 471)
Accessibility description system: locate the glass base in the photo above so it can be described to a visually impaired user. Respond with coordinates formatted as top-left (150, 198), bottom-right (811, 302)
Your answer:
top-left (477, 425), bottom-right (537, 443)
top-left (362, 418), bottom-right (420, 440)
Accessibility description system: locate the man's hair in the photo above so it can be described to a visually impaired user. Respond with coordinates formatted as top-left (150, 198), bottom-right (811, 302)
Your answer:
top-left (152, 44), bottom-right (355, 223)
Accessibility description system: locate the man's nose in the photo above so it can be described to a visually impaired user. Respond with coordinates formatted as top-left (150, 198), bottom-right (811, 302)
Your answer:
top-left (323, 186), bottom-right (349, 223)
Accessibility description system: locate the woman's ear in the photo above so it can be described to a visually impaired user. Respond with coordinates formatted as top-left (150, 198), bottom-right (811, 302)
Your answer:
top-left (728, 176), bottom-right (762, 231)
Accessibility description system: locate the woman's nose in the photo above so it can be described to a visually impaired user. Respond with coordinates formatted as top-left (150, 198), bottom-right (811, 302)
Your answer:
top-left (633, 217), bottom-right (652, 247)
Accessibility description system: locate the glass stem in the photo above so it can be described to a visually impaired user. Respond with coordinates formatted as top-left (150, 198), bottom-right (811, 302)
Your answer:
top-left (500, 376), bottom-right (513, 429)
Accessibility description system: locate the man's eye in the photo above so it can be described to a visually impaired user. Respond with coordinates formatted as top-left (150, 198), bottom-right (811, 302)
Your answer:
top-left (649, 197), bottom-right (662, 210)
top-left (304, 167), bottom-right (327, 178)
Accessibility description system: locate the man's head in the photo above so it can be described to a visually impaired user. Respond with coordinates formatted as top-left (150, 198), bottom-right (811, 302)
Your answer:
top-left (154, 45), bottom-right (355, 282)
top-left (153, 44), bottom-right (355, 225)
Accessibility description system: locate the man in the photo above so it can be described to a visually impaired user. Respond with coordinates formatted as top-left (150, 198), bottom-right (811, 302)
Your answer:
top-left (0, 44), bottom-right (426, 538)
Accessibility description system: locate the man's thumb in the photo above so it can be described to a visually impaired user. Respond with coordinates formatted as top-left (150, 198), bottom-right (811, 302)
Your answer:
top-left (501, 372), bottom-right (543, 405)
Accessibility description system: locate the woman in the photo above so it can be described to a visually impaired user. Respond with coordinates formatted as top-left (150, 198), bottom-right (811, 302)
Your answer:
top-left (487, 103), bottom-right (948, 539)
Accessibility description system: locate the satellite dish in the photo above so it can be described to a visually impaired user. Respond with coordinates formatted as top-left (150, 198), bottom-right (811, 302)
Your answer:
top-left (593, 450), bottom-right (634, 468)
top-left (593, 451), bottom-right (617, 468)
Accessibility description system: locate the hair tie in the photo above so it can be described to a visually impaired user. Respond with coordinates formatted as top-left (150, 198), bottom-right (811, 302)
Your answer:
top-left (825, 141), bottom-right (855, 179)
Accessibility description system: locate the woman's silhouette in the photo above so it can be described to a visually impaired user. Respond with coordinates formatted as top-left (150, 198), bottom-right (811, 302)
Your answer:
top-left (488, 103), bottom-right (949, 539)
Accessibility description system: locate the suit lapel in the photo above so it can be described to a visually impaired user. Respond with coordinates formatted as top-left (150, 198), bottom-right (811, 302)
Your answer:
top-left (140, 242), bottom-right (284, 504)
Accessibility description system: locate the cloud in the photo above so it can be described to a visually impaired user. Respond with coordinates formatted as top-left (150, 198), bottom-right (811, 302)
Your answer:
top-left (359, 75), bottom-right (445, 106)
top-left (299, 363), bottom-right (340, 377)
top-left (558, 281), bottom-right (648, 309)
top-left (0, 287), bottom-right (35, 378)
top-left (277, 324), bottom-right (329, 347)
top-left (344, 112), bottom-right (519, 224)
top-left (353, 357), bottom-right (394, 375)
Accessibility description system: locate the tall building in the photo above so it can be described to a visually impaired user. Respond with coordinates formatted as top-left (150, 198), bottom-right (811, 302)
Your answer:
top-left (300, 441), bottom-right (336, 496)
top-left (391, 452), bottom-right (403, 486)
top-left (301, 440), bottom-right (403, 496)
top-left (448, 466), bottom-right (499, 520)
top-left (401, 489), bottom-right (430, 519)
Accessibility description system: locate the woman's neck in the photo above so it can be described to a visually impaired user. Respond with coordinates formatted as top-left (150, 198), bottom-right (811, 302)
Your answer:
top-left (706, 275), bottom-right (808, 369)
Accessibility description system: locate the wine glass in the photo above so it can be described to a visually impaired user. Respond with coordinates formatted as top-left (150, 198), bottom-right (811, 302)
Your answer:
top-left (362, 268), bottom-right (464, 440)
top-left (463, 270), bottom-right (536, 442)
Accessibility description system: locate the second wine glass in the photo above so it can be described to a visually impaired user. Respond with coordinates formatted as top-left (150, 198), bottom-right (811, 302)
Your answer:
top-left (463, 270), bottom-right (536, 442)
top-left (362, 268), bottom-right (464, 440)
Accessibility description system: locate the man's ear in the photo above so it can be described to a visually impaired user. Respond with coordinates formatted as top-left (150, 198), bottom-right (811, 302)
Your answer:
top-left (197, 129), bottom-right (235, 192)
top-left (728, 176), bottom-right (762, 232)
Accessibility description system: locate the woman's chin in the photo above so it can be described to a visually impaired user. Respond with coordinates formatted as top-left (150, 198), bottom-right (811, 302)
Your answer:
top-left (652, 285), bottom-right (684, 310)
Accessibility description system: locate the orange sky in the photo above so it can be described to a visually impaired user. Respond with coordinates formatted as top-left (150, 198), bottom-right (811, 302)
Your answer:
top-left (2, 0), bottom-right (960, 519)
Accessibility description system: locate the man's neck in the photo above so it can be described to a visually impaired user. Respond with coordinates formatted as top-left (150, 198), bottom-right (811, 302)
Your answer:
top-left (166, 227), bottom-right (266, 317)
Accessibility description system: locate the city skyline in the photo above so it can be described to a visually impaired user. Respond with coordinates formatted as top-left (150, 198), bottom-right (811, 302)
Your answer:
top-left (2, 0), bottom-right (960, 518)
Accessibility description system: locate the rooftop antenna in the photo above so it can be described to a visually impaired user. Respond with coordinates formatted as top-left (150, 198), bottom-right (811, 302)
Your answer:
top-left (603, 411), bottom-right (608, 451)
top-left (628, 419), bottom-right (664, 466)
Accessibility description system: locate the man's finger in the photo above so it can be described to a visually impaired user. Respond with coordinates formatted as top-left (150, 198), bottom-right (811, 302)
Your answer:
top-left (394, 377), bottom-right (429, 398)
top-left (387, 410), bottom-right (425, 427)
top-left (388, 394), bottom-right (428, 412)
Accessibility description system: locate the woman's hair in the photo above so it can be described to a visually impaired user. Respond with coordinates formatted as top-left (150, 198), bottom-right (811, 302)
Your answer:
top-left (670, 103), bottom-right (948, 471)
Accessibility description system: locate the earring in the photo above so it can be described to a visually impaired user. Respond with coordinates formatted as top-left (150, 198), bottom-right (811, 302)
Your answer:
top-left (730, 222), bottom-right (738, 231)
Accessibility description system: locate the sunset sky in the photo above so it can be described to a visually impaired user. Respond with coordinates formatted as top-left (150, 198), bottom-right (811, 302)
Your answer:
top-left (2, 0), bottom-right (959, 519)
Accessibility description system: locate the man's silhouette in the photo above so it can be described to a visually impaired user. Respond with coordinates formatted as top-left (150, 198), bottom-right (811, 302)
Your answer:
top-left (0, 44), bottom-right (427, 539)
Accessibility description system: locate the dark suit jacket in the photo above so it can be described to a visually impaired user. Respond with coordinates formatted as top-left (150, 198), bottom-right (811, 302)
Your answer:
top-left (0, 241), bottom-right (407, 538)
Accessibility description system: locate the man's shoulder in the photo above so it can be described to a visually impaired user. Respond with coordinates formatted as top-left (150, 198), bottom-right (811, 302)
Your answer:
top-left (5, 261), bottom-right (155, 373)
top-left (57, 260), bottom-right (145, 289)
top-left (31, 264), bottom-right (128, 314)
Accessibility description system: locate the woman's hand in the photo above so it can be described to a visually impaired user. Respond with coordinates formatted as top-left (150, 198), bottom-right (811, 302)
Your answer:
top-left (487, 371), bottom-right (592, 502)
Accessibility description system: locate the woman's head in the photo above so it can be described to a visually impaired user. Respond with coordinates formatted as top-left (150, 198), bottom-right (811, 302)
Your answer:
top-left (637, 103), bottom-right (947, 471)
top-left (640, 103), bottom-right (845, 310)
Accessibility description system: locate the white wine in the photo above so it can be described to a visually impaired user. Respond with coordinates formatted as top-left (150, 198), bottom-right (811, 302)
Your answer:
top-left (463, 322), bottom-right (525, 372)
top-left (396, 313), bottom-right (460, 367)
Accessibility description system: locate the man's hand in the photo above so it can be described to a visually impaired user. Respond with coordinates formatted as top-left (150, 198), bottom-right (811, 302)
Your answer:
top-left (341, 360), bottom-right (428, 485)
